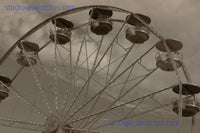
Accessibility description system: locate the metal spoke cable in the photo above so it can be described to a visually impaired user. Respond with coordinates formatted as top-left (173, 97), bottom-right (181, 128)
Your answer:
top-left (82, 67), bottom-right (155, 129)
top-left (84, 56), bottom-right (136, 128)
top-left (19, 43), bottom-right (52, 115)
top-left (0, 118), bottom-right (44, 127)
top-left (91, 102), bottom-right (172, 130)
top-left (64, 41), bottom-right (157, 123)
top-left (0, 82), bottom-right (47, 119)
top-left (11, 67), bottom-right (24, 83)
top-left (105, 38), bottom-right (114, 83)
top-left (55, 45), bottom-right (72, 115)
top-left (94, 54), bottom-right (125, 75)
top-left (92, 36), bottom-right (104, 70)
top-left (68, 85), bottom-right (174, 125)
top-left (53, 19), bottom-right (60, 115)
top-left (39, 40), bottom-right (52, 52)
top-left (81, 36), bottom-right (106, 123)
top-left (63, 18), bottom-right (128, 120)
top-left (108, 74), bottom-right (149, 88)
top-left (25, 57), bottom-right (52, 115)
top-left (63, 126), bottom-right (101, 133)
top-left (106, 43), bottom-right (135, 83)
top-left (85, 97), bottom-right (145, 129)
top-left (0, 123), bottom-right (44, 132)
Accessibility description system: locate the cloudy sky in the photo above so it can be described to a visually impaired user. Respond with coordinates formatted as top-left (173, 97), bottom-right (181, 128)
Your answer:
top-left (0, 0), bottom-right (200, 133)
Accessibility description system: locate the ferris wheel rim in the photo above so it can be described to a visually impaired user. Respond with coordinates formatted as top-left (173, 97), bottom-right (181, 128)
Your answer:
top-left (0, 5), bottom-right (137, 66)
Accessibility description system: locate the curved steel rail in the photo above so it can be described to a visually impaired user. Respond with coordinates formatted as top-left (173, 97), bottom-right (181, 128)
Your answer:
top-left (0, 5), bottom-right (131, 66)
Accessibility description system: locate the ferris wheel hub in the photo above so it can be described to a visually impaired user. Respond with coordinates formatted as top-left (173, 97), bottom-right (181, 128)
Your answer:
top-left (44, 115), bottom-right (59, 133)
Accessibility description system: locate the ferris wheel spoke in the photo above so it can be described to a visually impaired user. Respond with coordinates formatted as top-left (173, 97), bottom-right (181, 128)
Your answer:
top-left (0, 117), bottom-right (44, 127)
top-left (93, 54), bottom-right (125, 75)
top-left (66, 71), bottom-right (154, 125)
top-left (29, 62), bottom-right (52, 115)
top-left (74, 68), bottom-right (156, 128)
top-left (37, 55), bottom-right (57, 109)
top-left (73, 37), bottom-right (86, 74)
top-left (90, 97), bottom-right (146, 130)
top-left (7, 85), bottom-right (47, 119)
top-left (18, 42), bottom-right (53, 115)
top-left (73, 71), bottom-right (116, 100)
top-left (124, 97), bottom-right (146, 118)
top-left (52, 19), bottom-right (60, 114)
top-left (126, 103), bottom-right (172, 121)
top-left (63, 23), bottom-right (125, 120)
top-left (109, 68), bottom-right (158, 108)
top-left (75, 35), bottom-right (110, 77)
top-left (105, 39), bottom-right (114, 83)
top-left (28, 65), bottom-right (53, 115)
top-left (106, 43), bottom-right (135, 83)
top-left (59, 36), bottom-right (87, 116)
top-left (115, 39), bottom-right (129, 52)
top-left (76, 45), bottom-right (99, 71)
top-left (67, 36), bottom-right (92, 120)
top-left (84, 99), bottom-right (145, 130)
top-left (85, 109), bottom-right (123, 129)
top-left (150, 96), bottom-right (172, 112)
top-left (90, 102), bottom-right (172, 130)
top-left (39, 40), bottom-right (52, 52)
top-left (79, 104), bottom-right (122, 129)
top-left (56, 46), bottom-right (71, 80)
top-left (0, 123), bottom-right (44, 132)
top-left (117, 64), bottom-right (136, 104)
top-left (81, 75), bottom-right (146, 129)
top-left (11, 66), bottom-right (24, 83)
top-left (108, 74), bottom-right (149, 89)
top-left (60, 45), bottom-right (71, 53)
top-left (63, 18), bottom-right (128, 121)
top-left (65, 41), bottom-right (156, 123)
top-left (56, 45), bottom-right (72, 115)
top-left (91, 36), bottom-right (104, 70)
top-left (71, 37), bottom-right (86, 100)
top-left (67, 85), bottom-right (173, 125)
top-left (137, 60), bottom-right (151, 72)
top-left (79, 113), bottom-right (104, 129)
top-left (1, 74), bottom-right (47, 120)
top-left (112, 47), bottom-right (136, 99)
top-left (81, 36), bottom-right (91, 116)
top-left (53, 44), bottom-right (59, 114)
top-left (35, 58), bottom-right (61, 97)
top-left (63, 125), bottom-right (101, 133)
top-left (80, 36), bottom-right (106, 121)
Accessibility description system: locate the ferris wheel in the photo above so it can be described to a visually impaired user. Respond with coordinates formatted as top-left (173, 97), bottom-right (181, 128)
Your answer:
top-left (0, 5), bottom-right (200, 133)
